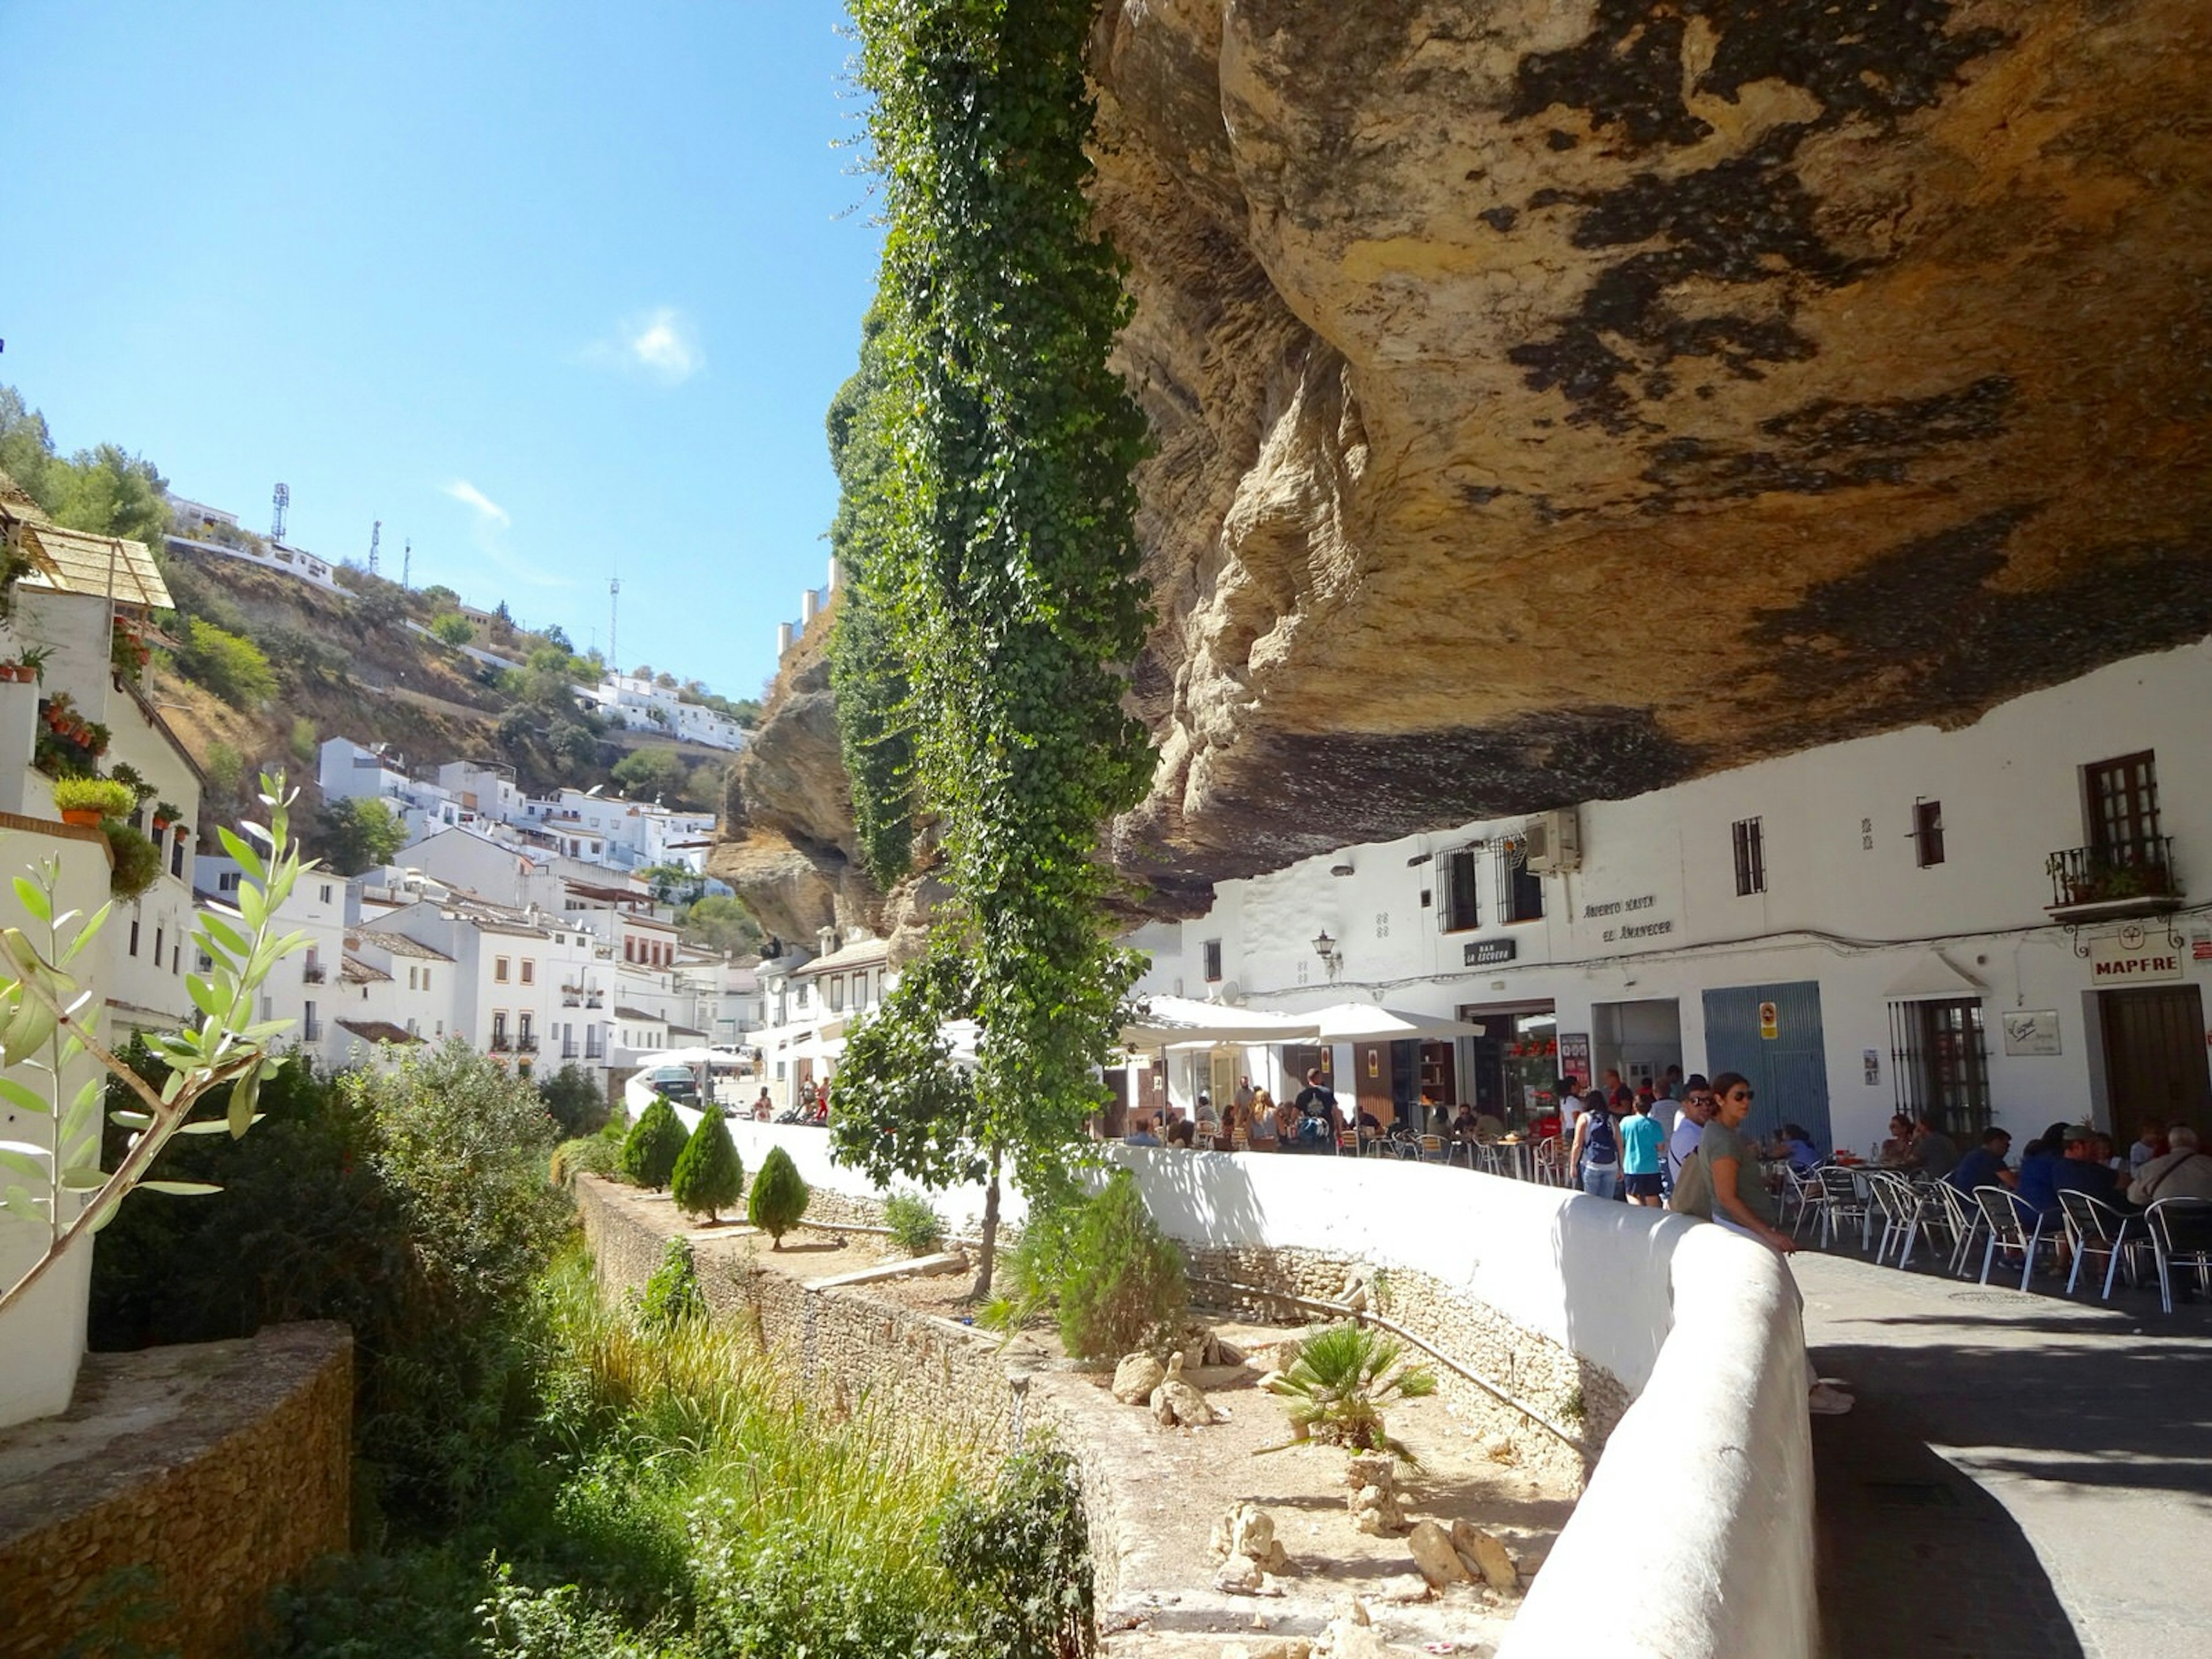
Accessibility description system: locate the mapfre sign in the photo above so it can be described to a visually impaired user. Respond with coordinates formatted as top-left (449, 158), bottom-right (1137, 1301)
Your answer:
top-left (2089, 929), bottom-right (2183, 985)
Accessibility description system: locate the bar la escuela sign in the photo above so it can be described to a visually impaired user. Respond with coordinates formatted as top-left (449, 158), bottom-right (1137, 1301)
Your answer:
top-left (2089, 927), bottom-right (2182, 984)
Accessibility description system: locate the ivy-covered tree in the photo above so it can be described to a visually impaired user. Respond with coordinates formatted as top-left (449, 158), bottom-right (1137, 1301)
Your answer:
top-left (828, 0), bottom-right (1156, 1296)
top-left (670, 1111), bottom-right (743, 1224)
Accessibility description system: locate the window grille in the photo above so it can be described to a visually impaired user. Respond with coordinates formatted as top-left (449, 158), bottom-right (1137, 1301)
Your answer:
top-left (1732, 817), bottom-right (1766, 895)
top-left (1888, 997), bottom-right (1990, 1138)
top-left (1441, 848), bottom-right (1480, 932)
top-left (1203, 940), bottom-right (1223, 982)
top-left (1495, 840), bottom-right (1544, 923)
top-left (1914, 800), bottom-right (1945, 868)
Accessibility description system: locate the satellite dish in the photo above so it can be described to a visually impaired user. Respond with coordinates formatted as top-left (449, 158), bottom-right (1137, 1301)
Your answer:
top-left (1216, 981), bottom-right (1243, 1006)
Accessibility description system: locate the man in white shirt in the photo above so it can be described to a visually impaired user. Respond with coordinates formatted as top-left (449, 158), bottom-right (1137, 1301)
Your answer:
top-left (1667, 1076), bottom-right (1715, 1184)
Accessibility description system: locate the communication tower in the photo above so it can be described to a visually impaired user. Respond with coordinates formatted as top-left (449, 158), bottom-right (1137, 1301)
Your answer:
top-left (271, 483), bottom-right (289, 541)
top-left (403, 539), bottom-right (411, 588)
top-left (368, 520), bottom-right (381, 576)
top-left (609, 575), bottom-right (620, 671)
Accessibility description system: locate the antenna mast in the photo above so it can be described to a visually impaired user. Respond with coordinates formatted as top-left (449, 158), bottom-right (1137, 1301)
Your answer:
top-left (271, 483), bottom-right (289, 541)
top-left (368, 520), bottom-right (381, 576)
top-left (403, 538), bottom-right (411, 588)
top-left (609, 575), bottom-right (620, 671)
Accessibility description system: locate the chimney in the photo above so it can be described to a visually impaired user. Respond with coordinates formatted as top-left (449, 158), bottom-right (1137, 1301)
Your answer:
top-left (816, 925), bottom-right (836, 957)
top-left (777, 621), bottom-right (794, 656)
top-left (800, 587), bottom-right (819, 626)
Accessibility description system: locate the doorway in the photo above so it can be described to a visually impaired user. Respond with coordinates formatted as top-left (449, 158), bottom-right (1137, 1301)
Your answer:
top-left (1454, 1002), bottom-right (1559, 1130)
top-left (1702, 981), bottom-right (1834, 1152)
top-left (2099, 985), bottom-right (2210, 1138)
top-left (1591, 998), bottom-right (1684, 1093)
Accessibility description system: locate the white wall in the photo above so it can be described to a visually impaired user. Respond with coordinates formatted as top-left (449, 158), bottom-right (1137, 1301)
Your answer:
top-left (1142, 638), bottom-right (2212, 1154)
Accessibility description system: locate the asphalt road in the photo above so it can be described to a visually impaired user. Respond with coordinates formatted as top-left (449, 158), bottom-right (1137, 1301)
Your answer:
top-left (1796, 1252), bottom-right (2212, 1658)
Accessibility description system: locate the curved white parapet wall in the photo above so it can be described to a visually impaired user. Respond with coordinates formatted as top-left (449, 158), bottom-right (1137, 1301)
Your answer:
top-left (715, 1125), bottom-right (1815, 1658)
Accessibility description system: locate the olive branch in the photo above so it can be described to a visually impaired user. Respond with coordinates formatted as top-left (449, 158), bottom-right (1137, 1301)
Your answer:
top-left (0, 772), bottom-right (312, 1317)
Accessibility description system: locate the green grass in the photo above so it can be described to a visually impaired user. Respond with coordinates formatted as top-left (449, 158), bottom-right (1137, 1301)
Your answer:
top-left (262, 1244), bottom-right (1082, 1659)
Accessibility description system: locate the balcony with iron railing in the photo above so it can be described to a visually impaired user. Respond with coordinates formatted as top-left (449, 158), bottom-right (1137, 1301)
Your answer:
top-left (584, 1039), bottom-right (604, 1060)
top-left (2047, 836), bottom-right (2181, 921)
top-left (517, 1034), bottom-right (539, 1054)
top-left (562, 1040), bottom-right (579, 1060)
top-left (490, 1033), bottom-right (513, 1052)
top-left (302, 1018), bottom-right (323, 1043)
top-left (301, 964), bottom-right (327, 984)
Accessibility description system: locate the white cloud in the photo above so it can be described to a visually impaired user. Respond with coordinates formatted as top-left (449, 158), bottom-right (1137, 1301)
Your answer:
top-left (442, 479), bottom-right (510, 528)
top-left (582, 307), bottom-right (703, 385)
top-left (434, 478), bottom-right (570, 590)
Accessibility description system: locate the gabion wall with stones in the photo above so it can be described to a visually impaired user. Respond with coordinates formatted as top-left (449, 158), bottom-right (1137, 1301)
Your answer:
top-left (0, 1321), bottom-right (352, 1659)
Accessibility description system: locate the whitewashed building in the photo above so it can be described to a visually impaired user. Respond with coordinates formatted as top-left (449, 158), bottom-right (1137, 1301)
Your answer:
top-left (582, 673), bottom-right (749, 751)
top-left (1133, 638), bottom-right (2212, 1160)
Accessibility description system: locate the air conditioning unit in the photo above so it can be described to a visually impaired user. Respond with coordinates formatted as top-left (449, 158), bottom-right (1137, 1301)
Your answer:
top-left (1522, 808), bottom-right (1582, 875)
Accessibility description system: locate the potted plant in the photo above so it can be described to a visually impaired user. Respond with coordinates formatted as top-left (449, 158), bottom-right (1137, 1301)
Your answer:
top-left (18, 645), bottom-right (52, 683)
top-left (151, 799), bottom-right (183, 835)
top-left (53, 775), bottom-right (135, 827)
top-left (102, 820), bottom-right (163, 899)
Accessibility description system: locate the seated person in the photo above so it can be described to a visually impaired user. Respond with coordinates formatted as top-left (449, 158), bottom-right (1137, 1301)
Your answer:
top-left (1166, 1118), bottom-right (1198, 1149)
top-left (1878, 1113), bottom-right (1916, 1164)
top-left (2054, 1130), bottom-right (2117, 1203)
top-left (1451, 1103), bottom-right (1479, 1138)
top-left (1777, 1123), bottom-right (1823, 1176)
top-left (1275, 1096), bottom-right (1304, 1145)
top-left (2016, 1139), bottom-right (2065, 1215)
top-left (2128, 1124), bottom-right (2212, 1205)
top-left (1945, 1128), bottom-right (2016, 1193)
top-left (1904, 1113), bottom-right (1959, 1179)
top-left (1194, 1091), bottom-right (1219, 1132)
top-left (1124, 1116), bottom-right (1161, 1147)
top-left (2129, 1118), bottom-right (2167, 1175)
top-left (1355, 1106), bottom-right (1384, 1145)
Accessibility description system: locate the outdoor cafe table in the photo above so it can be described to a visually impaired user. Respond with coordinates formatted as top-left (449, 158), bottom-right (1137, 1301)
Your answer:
top-left (1481, 1137), bottom-right (1534, 1182)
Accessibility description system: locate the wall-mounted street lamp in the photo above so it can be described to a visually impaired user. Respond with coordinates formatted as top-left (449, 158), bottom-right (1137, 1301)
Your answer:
top-left (1313, 929), bottom-right (1342, 982)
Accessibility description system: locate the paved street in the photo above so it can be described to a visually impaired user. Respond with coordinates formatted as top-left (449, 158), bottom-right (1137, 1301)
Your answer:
top-left (1797, 1253), bottom-right (2212, 1658)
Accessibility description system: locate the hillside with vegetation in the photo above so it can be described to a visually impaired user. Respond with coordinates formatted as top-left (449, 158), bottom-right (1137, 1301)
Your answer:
top-left (1, 384), bottom-right (753, 863)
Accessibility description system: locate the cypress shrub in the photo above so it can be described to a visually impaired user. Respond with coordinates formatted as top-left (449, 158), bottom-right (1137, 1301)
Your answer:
top-left (620, 1099), bottom-right (688, 1191)
top-left (671, 1111), bottom-right (744, 1223)
top-left (747, 1145), bottom-right (809, 1249)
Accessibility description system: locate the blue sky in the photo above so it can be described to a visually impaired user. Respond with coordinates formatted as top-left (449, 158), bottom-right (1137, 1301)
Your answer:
top-left (2, 0), bottom-right (879, 700)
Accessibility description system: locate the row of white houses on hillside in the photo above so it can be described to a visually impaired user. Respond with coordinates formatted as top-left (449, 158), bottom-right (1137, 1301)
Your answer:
top-left (194, 825), bottom-right (764, 1091)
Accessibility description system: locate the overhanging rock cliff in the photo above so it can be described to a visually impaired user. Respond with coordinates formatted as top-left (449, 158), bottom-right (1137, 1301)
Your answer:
top-left (718, 1), bottom-right (2211, 925)
top-left (1093, 0), bottom-right (2211, 906)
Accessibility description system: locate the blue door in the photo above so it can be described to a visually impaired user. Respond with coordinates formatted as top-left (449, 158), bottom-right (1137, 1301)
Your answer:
top-left (1701, 981), bottom-right (1833, 1153)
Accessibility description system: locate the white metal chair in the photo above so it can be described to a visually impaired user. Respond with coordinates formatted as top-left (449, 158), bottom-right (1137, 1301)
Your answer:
top-left (1533, 1137), bottom-right (1566, 1187)
top-left (2145, 1197), bottom-right (2212, 1314)
top-left (1974, 1186), bottom-right (2061, 1291)
top-left (1781, 1170), bottom-right (1827, 1240)
top-left (2055, 1190), bottom-right (2150, 1299)
top-left (1865, 1171), bottom-right (1927, 1267)
top-left (1817, 1166), bottom-right (1873, 1251)
top-left (1920, 1179), bottom-right (1984, 1277)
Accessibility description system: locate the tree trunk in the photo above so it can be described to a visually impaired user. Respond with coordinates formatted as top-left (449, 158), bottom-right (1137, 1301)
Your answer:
top-left (971, 1146), bottom-right (1003, 1300)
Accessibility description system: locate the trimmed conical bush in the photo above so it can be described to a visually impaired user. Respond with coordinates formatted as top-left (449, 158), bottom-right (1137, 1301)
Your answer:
top-left (671, 1109), bottom-right (744, 1223)
top-left (620, 1097), bottom-right (689, 1191)
top-left (747, 1144), bottom-right (809, 1249)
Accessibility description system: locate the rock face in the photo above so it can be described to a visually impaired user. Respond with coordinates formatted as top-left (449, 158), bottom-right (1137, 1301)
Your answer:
top-left (1091, 0), bottom-right (2212, 903)
top-left (720, 2), bottom-right (2211, 918)
top-left (705, 629), bottom-right (876, 943)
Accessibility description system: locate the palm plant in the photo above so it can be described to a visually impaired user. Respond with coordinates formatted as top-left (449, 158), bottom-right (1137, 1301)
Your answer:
top-left (1261, 1321), bottom-right (1438, 1465)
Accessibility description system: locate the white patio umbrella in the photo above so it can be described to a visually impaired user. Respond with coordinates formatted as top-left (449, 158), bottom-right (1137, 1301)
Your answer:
top-left (1119, 995), bottom-right (1321, 1049)
top-left (1297, 1001), bottom-right (1487, 1044)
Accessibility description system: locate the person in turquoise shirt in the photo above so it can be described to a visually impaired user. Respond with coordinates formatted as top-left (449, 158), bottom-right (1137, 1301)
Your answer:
top-left (1620, 1096), bottom-right (1666, 1206)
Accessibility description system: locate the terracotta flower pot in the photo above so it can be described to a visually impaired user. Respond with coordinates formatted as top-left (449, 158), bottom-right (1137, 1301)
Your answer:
top-left (60, 808), bottom-right (102, 827)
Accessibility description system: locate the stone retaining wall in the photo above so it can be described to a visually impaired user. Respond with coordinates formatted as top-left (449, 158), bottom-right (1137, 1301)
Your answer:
top-left (0, 1321), bottom-right (353, 1659)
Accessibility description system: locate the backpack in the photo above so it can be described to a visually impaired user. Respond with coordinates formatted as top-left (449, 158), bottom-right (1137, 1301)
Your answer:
top-left (1584, 1111), bottom-right (1618, 1166)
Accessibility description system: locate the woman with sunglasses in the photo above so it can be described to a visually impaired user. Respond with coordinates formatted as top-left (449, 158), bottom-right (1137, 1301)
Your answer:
top-left (1686, 1071), bottom-right (1855, 1415)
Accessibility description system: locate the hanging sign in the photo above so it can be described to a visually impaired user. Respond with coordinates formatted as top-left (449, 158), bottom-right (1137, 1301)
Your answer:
top-left (1759, 1001), bottom-right (1780, 1040)
top-left (2089, 927), bottom-right (2182, 984)
top-left (1557, 1032), bottom-right (1592, 1088)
